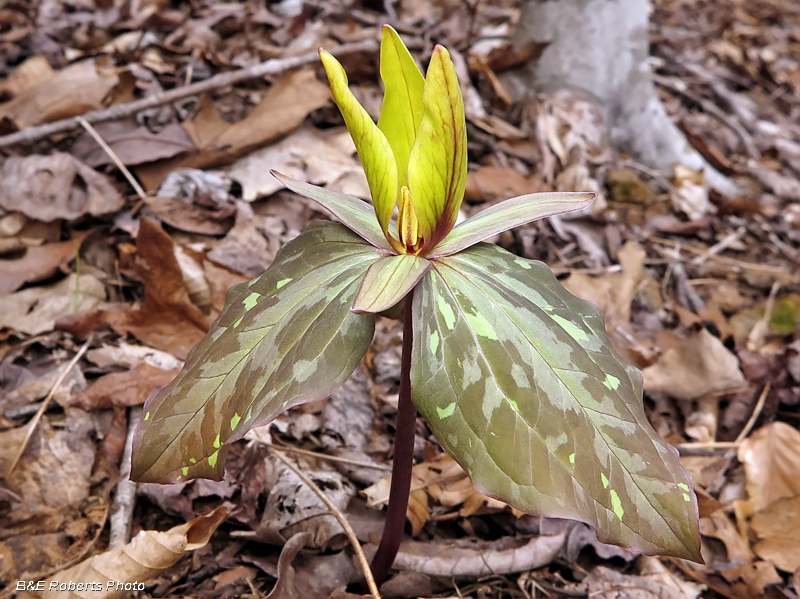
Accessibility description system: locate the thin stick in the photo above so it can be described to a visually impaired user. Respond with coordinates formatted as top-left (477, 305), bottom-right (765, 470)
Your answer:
top-left (109, 406), bottom-right (142, 548)
top-left (735, 382), bottom-right (771, 443)
top-left (0, 40), bottom-right (377, 149)
top-left (7, 336), bottom-right (92, 477)
top-left (269, 447), bottom-right (382, 599)
top-left (371, 289), bottom-right (416, 586)
top-left (270, 443), bottom-right (392, 471)
top-left (76, 117), bottom-right (148, 201)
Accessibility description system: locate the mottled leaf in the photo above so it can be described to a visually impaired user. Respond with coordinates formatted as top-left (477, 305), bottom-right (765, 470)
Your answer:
top-left (429, 191), bottom-right (596, 258)
top-left (407, 46), bottom-right (467, 249)
top-left (131, 222), bottom-right (382, 483)
top-left (272, 170), bottom-right (394, 252)
top-left (377, 25), bottom-right (425, 190)
top-left (411, 243), bottom-right (701, 560)
top-left (352, 253), bottom-right (430, 314)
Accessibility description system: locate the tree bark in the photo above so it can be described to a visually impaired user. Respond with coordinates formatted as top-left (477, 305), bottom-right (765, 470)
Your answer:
top-left (506, 0), bottom-right (738, 196)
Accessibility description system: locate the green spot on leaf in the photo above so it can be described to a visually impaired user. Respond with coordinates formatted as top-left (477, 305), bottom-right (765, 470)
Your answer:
top-left (678, 483), bottom-right (690, 491)
top-left (182, 466), bottom-right (189, 476)
top-left (683, 493), bottom-right (691, 502)
top-left (276, 278), bottom-right (292, 289)
top-left (189, 458), bottom-right (197, 464)
top-left (429, 330), bottom-right (440, 354)
top-left (508, 398), bottom-right (520, 413)
top-left (465, 309), bottom-right (498, 340)
top-left (569, 453), bottom-right (575, 465)
top-left (610, 490), bottom-right (625, 521)
top-left (230, 413), bottom-right (241, 431)
top-left (601, 473), bottom-right (610, 488)
top-left (213, 434), bottom-right (221, 449)
top-left (208, 450), bottom-right (219, 468)
top-left (436, 402), bottom-right (456, 419)
top-left (144, 411), bottom-right (150, 421)
top-left (603, 374), bottom-right (621, 390)
top-left (233, 315), bottom-right (244, 328)
top-left (514, 258), bottom-right (532, 270)
top-left (243, 292), bottom-right (260, 310)
top-left (550, 313), bottom-right (589, 342)
top-left (437, 295), bottom-right (456, 329)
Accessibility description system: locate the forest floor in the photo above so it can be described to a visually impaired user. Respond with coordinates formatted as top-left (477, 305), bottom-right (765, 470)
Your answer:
top-left (1, 0), bottom-right (800, 598)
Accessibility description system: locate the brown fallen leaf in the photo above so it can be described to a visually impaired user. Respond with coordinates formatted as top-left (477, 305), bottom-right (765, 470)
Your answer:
top-left (0, 55), bottom-right (54, 98)
top-left (464, 165), bottom-right (544, 203)
top-left (642, 327), bottom-right (746, 401)
top-left (136, 68), bottom-right (331, 190)
top-left (0, 59), bottom-right (123, 130)
top-left (26, 506), bottom-right (229, 599)
top-left (739, 422), bottom-right (800, 512)
top-left (719, 561), bottom-right (783, 596)
top-left (580, 558), bottom-right (704, 599)
top-left (0, 153), bottom-right (125, 222)
top-left (750, 495), bottom-right (800, 572)
top-left (699, 509), bottom-right (754, 564)
top-left (72, 121), bottom-right (196, 168)
top-left (0, 239), bottom-right (81, 295)
top-left (0, 274), bottom-right (106, 335)
top-left (68, 364), bottom-right (179, 410)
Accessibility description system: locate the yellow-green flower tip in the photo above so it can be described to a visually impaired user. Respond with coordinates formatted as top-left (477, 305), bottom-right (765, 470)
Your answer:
top-left (321, 30), bottom-right (467, 256)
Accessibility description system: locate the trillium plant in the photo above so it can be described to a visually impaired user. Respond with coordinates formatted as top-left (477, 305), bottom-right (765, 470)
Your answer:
top-left (132, 26), bottom-right (701, 583)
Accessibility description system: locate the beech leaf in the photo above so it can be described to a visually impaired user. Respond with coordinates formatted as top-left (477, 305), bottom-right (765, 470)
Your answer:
top-left (411, 243), bottom-right (701, 560)
top-left (131, 223), bottom-right (382, 483)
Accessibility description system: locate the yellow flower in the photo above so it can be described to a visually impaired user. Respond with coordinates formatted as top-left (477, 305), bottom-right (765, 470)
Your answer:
top-left (320, 26), bottom-right (467, 256)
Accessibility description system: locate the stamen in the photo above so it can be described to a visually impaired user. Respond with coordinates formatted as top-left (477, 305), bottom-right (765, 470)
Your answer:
top-left (397, 186), bottom-right (420, 251)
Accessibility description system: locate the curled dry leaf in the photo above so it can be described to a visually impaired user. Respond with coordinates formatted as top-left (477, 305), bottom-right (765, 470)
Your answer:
top-left (0, 59), bottom-right (122, 130)
top-left (642, 327), bottom-right (746, 401)
top-left (0, 153), bottom-right (124, 222)
top-left (739, 422), bottom-right (800, 512)
top-left (30, 506), bottom-right (229, 599)
top-left (72, 121), bottom-right (196, 168)
top-left (0, 238), bottom-right (81, 296)
top-left (0, 274), bottom-right (106, 335)
top-left (394, 533), bottom-right (567, 577)
top-left (69, 364), bottom-right (179, 411)
top-left (256, 454), bottom-right (356, 549)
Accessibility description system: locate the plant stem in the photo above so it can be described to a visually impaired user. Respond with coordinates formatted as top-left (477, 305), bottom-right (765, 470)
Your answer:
top-left (370, 290), bottom-right (416, 586)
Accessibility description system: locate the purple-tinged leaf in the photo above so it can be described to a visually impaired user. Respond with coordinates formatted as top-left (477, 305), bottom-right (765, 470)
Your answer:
top-left (131, 223), bottom-right (382, 483)
top-left (272, 170), bottom-right (395, 253)
top-left (352, 254), bottom-right (430, 314)
top-left (428, 191), bottom-right (595, 258)
top-left (411, 243), bottom-right (701, 561)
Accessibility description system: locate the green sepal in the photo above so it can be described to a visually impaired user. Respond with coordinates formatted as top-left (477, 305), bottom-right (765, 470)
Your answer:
top-left (272, 170), bottom-right (394, 252)
top-left (131, 222), bottom-right (383, 483)
top-left (352, 253), bottom-right (430, 314)
top-left (412, 244), bottom-right (701, 561)
top-left (428, 191), bottom-right (596, 258)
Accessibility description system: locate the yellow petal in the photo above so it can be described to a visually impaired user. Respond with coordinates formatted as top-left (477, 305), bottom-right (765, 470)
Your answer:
top-left (407, 45), bottom-right (467, 250)
top-left (377, 25), bottom-right (425, 189)
top-left (319, 49), bottom-right (398, 244)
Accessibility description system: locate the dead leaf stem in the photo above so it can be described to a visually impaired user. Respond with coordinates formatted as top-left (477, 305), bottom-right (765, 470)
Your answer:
top-left (0, 40), bottom-right (377, 150)
top-left (268, 446), bottom-right (382, 599)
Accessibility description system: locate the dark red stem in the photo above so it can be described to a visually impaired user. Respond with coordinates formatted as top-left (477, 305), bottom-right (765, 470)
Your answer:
top-left (370, 289), bottom-right (416, 586)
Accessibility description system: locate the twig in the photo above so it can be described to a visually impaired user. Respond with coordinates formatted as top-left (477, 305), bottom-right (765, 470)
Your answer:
top-left (76, 117), bottom-right (148, 201)
top-left (270, 443), bottom-right (392, 471)
top-left (109, 406), bottom-right (142, 549)
top-left (735, 382), bottom-right (771, 443)
top-left (268, 446), bottom-right (382, 599)
top-left (7, 336), bottom-right (92, 477)
top-left (0, 40), bottom-right (377, 150)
